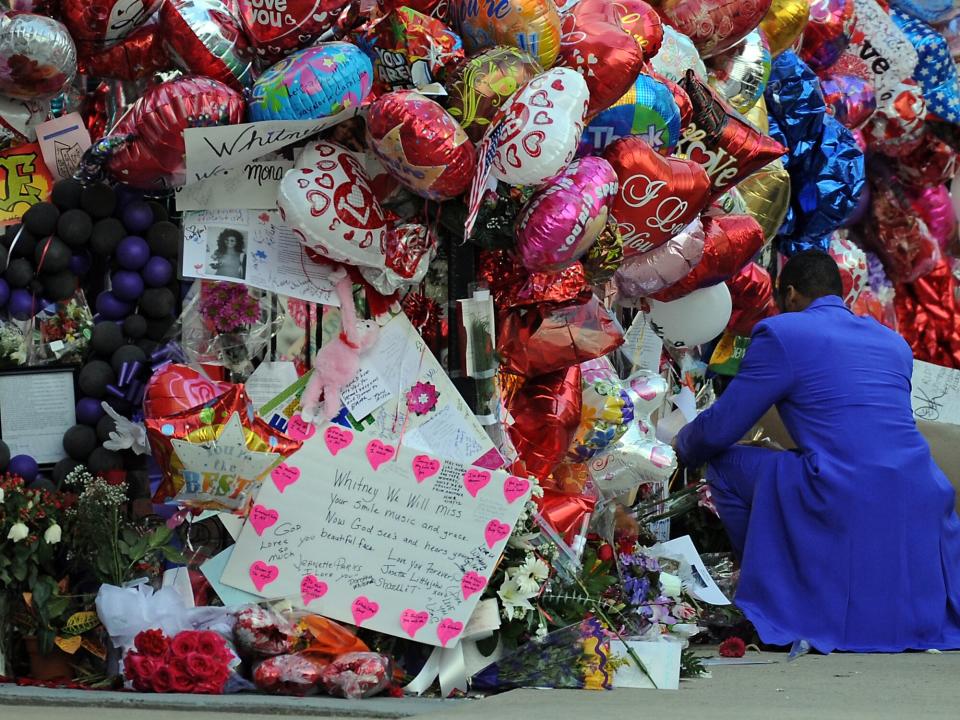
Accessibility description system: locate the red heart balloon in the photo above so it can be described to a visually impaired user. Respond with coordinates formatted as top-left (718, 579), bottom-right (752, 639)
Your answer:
top-left (237, 0), bottom-right (351, 61)
top-left (726, 262), bottom-right (776, 336)
top-left (651, 212), bottom-right (764, 301)
top-left (651, 0), bottom-right (772, 58)
top-left (558, 11), bottom-right (645, 117)
top-left (602, 135), bottom-right (712, 257)
top-left (573, 0), bottom-right (664, 60)
top-left (61, 0), bottom-right (163, 52)
top-left (677, 71), bottom-right (787, 197)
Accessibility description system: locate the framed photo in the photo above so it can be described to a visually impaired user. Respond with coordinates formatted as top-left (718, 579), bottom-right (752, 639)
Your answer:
top-left (0, 367), bottom-right (76, 465)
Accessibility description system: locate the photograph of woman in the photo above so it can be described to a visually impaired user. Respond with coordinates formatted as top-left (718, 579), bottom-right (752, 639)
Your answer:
top-left (208, 228), bottom-right (247, 280)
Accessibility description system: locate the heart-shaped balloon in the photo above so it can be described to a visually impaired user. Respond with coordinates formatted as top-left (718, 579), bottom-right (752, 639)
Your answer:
top-left (488, 67), bottom-right (590, 187)
top-left (602, 135), bottom-right (712, 256)
top-left (614, 217), bottom-right (704, 298)
top-left (579, 72), bottom-right (682, 156)
top-left (159, 0), bottom-right (256, 91)
top-left (107, 76), bottom-right (245, 189)
top-left (516, 156), bottom-right (619, 272)
top-left (248, 43), bottom-right (373, 122)
top-left (799, 0), bottom-right (854, 71)
top-left (827, 231), bottom-right (868, 307)
top-left (651, 0), bottom-right (773, 58)
top-left (707, 28), bottom-right (771, 113)
top-left (449, 0), bottom-right (563, 68)
top-left (366, 90), bottom-right (476, 200)
top-left (819, 73), bottom-right (877, 129)
top-left (574, 0), bottom-right (664, 59)
top-left (726, 261), bottom-right (776, 335)
top-left (677, 71), bottom-right (787, 196)
top-left (237, 0), bottom-right (351, 62)
top-left (557, 9), bottom-right (646, 117)
top-left (649, 24), bottom-right (707, 83)
top-left (503, 365), bottom-right (582, 482)
top-left (61, 0), bottom-right (163, 52)
top-left (651, 212), bottom-right (765, 301)
top-left (277, 141), bottom-right (388, 270)
top-left (78, 21), bottom-right (171, 82)
top-left (735, 157), bottom-right (791, 242)
top-left (445, 46), bottom-right (543, 143)
top-left (759, 0), bottom-right (809, 57)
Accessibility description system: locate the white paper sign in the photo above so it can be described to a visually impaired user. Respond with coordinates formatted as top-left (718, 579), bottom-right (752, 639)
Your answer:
top-left (181, 209), bottom-right (339, 306)
top-left (245, 361), bottom-right (300, 412)
top-left (36, 113), bottom-right (91, 180)
top-left (648, 535), bottom-right (730, 606)
top-left (183, 110), bottom-right (358, 186)
top-left (0, 370), bottom-right (75, 463)
top-left (175, 160), bottom-right (293, 211)
top-left (610, 639), bottom-right (681, 690)
top-left (220, 428), bottom-right (532, 647)
top-left (911, 360), bottom-right (960, 425)
top-left (622, 313), bottom-right (664, 372)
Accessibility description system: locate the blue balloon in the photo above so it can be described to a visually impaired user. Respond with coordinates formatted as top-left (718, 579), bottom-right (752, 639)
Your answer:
top-left (892, 9), bottom-right (960, 126)
top-left (248, 43), bottom-right (374, 122)
top-left (578, 74), bottom-right (681, 157)
top-left (890, 0), bottom-right (954, 24)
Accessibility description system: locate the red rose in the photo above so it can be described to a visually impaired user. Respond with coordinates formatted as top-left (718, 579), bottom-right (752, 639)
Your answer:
top-left (719, 637), bottom-right (746, 658)
top-left (170, 656), bottom-right (189, 675)
top-left (124, 653), bottom-right (159, 691)
top-left (169, 668), bottom-right (195, 693)
top-left (186, 651), bottom-right (216, 680)
top-left (596, 543), bottom-right (614, 562)
top-left (171, 631), bottom-right (201, 657)
top-left (194, 679), bottom-right (226, 695)
top-left (134, 628), bottom-right (169, 657)
top-left (196, 630), bottom-right (229, 660)
top-left (151, 665), bottom-right (174, 693)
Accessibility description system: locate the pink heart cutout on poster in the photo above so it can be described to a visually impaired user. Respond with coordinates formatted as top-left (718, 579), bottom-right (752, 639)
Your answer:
top-left (352, 596), bottom-right (380, 626)
top-left (463, 468), bottom-right (491, 498)
top-left (503, 476), bottom-right (530, 504)
top-left (484, 519), bottom-right (511, 549)
top-left (400, 609), bottom-right (430, 638)
top-left (461, 572), bottom-right (487, 599)
top-left (250, 505), bottom-right (279, 536)
top-left (437, 618), bottom-right (465, 647)
top-left (412, 455), bottom-right (441, 483)
top-left (324, 426), bottom-right (353, 456)
top-left (287, 414), bottom-right (316, 441)
top-left (271, 463), bottom-right (301, 493)
top-left (366, 439), bottom-right (395, 470)
top-left (249, 561), bottom-right (279, 592)
top-left (301, 575), bottom-right (329, 605)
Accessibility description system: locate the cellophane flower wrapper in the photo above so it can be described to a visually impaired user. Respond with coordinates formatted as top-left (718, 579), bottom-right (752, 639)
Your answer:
top-left (471, 620), bottom-right (613, 691)
top-left (29, 290), bottom-right (94, 365)
top-left (319, 652), bottom-right (393, 699)
top-left (253, 654), bottom-right (328, 696)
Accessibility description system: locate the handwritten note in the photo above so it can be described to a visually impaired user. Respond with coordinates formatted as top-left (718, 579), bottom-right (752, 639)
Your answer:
top-left (176, 159), bottom-right (292, 211)
top-left (36, 113), bottom-right (90, 180)
top-left (621, 313), bottom-right (664, 372)
top-left (912, 360), bottom-right (960, 425)
top-left (220, 429), bottom-right (530, 647)
top-left (181, 209), bottom-right (339, 306)
top-left (183, 110), bottom-right (359, 186)
top-left (340, 366), bottom-right (392, 421)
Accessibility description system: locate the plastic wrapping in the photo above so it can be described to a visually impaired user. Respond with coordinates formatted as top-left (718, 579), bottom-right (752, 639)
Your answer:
top-left (253, 654), bottom-right (327, 696)
top-left (319, 652), bottom-right (393, 699)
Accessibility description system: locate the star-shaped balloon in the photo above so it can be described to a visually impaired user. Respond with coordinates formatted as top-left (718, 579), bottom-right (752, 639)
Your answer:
top-left (891, 8), bottom-right (960, 125)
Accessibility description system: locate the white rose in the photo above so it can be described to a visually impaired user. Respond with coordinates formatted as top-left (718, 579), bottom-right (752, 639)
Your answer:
top-left (7, 522), bottom-right (28, 543)
top-left (659, 572), bottom-right (683, 598)
top-left (0, 488), bottom-right (5, 503)
top-left (43, 524), bottom-right (61, 545)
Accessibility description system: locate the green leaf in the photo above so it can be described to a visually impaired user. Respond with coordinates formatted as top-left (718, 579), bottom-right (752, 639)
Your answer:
top-left (63, 611), bottom-right (100, 636)
top-left (148, 527), bottom-right (173, 548)
top-left (160, 546), bottom-right (187, 565)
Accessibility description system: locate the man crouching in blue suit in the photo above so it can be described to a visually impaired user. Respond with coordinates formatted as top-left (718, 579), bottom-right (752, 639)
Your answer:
top-left (674, 250), bottom-right (960, 653)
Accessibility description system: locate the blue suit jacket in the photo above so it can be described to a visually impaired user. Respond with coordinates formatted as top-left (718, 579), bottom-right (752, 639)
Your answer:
top-left (677, 295), bottom-right (960, 651)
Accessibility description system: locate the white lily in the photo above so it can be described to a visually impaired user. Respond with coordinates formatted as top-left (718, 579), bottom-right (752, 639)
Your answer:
top-left (7, 522), bottom-right (28, 542)
top-left (43, 524), bottom-right (61, 545)
top-left (660, 572), bottom-right (683, 598)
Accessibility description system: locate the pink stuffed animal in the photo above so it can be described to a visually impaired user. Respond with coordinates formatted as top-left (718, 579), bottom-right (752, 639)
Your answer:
top-left (300, 270), bottom-right (379, 423)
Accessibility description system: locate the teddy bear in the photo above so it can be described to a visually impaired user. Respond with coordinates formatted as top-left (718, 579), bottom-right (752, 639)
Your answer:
top-left (300, 268), bottom-right (380, 424)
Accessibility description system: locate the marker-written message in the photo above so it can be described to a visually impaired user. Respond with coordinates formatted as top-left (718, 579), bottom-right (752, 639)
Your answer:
top-left (912, 360), bottom-right (960, 425)
top-left (220, 426), bottom-right (531, 647)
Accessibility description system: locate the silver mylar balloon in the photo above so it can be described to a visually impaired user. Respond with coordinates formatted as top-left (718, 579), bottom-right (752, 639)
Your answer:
top-left (0, 12), bottom-right (77, 100)
top-left (707, 29), bottom-right (772, 113)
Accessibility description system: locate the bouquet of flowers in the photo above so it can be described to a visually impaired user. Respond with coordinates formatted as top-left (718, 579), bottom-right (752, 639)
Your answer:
top-left (124, 629), bottom-right (233, 694)
top-left (617, 546), bottom-right (697, 639)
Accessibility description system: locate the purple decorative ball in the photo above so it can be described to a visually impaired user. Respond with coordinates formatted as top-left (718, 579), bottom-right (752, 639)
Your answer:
top-left (142, 256), bottom-right (173, 287)
top-left (122, 201), bottom-right (154, 234)
top-left (116, 236), bottom-right (150, 270)
top-left (9, 454), bottom-right (38, 482)
top-left (0, 278), bottom-right (9, 308)
top-left (76, 396), bottom-right (105, 426)
top-left (69, 252), bottom-right (92, 276)
top-left (96, 290), bottom-right (133, 320)
top-left (8, 288), bottom-right (37, 320)
top-left (111, 270), bottom-right (145, 301)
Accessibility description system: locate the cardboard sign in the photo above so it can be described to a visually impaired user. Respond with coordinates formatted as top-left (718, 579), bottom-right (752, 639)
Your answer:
top-left (0, 142), bottom-right (53, 225)
top-left (220, 427), bottom-right (531, 647)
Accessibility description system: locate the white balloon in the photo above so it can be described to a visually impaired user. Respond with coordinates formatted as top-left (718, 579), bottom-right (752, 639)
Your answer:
top-left (488, 67), bottom-right (589, 187)
top-left (648, 282), bottom-right (732, 348)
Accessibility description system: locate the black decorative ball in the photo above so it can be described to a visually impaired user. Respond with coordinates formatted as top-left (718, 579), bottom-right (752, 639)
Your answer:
top-left (81, 184), bottom-right (117, 219)
top-left (87, 447), bottom-right (124, 473)
top-left (111, 343), bottom-right (147, 375)
top-left (41, 270), bottom-right (77, 301)
top-left (63, 424), bottom-right (98, 461)
top-left (147, 201), bottom-right (169, 223)
top-left (34, 237), bottom-right (71, 273)
top-left (146, 316), bottom-right (175, 341)
top-left (96, 415), bottom-right (117, 443)
top-left (146, 221), bottom-right (180, 259)
top-left (52, 458), bottom-right (81, 486)
top-left (51, 179), bottom-right (84, 210)
top-left (57, 209), bottom-right (94, 247)
top-left (78, 360), bottom-right (116, 399)
top-left (91, 321), bottom-right (124, 356)
top-left (136, 338), bottom-right (159, 356)
top-left (0, 439), bottom-right (9, 472)
top-left (22, 202), bottom-right (59, 236)
top-left (123, 314), bottom-right (148, 339)
top-left (91, 218), bottom-right (125, 256)
top-left (140, 287), bottom-right (175, 319)
top-left (9, 230), bottom-right (37, 259)
top-left (5, 258), bottom-right (34, 288)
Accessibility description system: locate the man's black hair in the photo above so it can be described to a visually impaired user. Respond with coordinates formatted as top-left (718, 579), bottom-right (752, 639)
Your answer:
top-left (777, 250), bottom-right (844, 301)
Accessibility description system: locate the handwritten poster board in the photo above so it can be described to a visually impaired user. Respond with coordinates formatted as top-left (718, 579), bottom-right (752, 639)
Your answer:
top-left (912, 360), bottom-right (960, 425)
top-left (175, 160), bottom-right (292, 211)
top-left (220, 426), bottom-right (531, 647)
